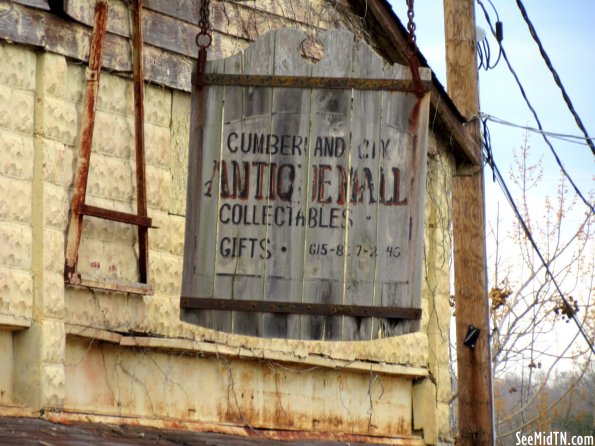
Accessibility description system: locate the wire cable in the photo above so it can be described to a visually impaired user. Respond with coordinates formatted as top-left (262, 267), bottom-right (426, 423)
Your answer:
top-left (476, 0), bottom-right (502, 71)
top-left (514, 0), bottom-right (595, 157)
top-left (481, 117), bottom-right (595, 356)
top-left (482, 113), bottom-right (595, 146)
top-left (476, 0), bottom-right (595, 215)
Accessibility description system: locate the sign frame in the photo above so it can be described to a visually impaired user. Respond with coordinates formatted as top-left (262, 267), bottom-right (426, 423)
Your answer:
top-left (181, 29), bottom-right (431, 340)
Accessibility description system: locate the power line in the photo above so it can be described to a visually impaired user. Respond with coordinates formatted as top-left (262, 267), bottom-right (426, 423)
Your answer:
top-left (476, 0), bottom-right (595, 216)
top-left (482, 113), bottom-right (595, 147)
top-left (514, 0), bottom-right (595, 157)
top-left (481, 117), bottom-right (595, 356)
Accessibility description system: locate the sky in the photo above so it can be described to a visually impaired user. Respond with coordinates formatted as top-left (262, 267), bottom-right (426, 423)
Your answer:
top-left (388, 0), bottom-right (594, 367)
top-left (389, 0), bottom-right (594, 190)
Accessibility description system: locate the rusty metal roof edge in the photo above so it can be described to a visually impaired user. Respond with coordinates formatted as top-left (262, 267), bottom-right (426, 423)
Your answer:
top-left (36, 410), bottom-right (427, 445)
top-left (64, 323), bottom-right (428, 378)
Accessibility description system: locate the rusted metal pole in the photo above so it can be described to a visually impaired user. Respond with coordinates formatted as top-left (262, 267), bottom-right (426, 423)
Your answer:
top-left (131, 0), bottom-right (149, 283)
top-left (64, 0), bottom-right (110, 282)
top-left (444, 0), bottom-right (495, 444)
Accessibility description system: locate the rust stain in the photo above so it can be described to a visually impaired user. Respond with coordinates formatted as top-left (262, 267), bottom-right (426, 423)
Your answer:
top-left (131, 0), bottom-right (150, 284)
top-left (407, 96), bottom-right (423, 135)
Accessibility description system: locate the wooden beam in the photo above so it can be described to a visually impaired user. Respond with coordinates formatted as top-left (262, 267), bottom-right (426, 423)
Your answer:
top-left (131, 0), bottom-right (150, 284)
top-left (443, 0), bottom-right (494, 444)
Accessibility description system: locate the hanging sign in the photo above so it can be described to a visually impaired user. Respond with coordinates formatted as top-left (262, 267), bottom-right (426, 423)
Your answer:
top-left (181, 29), bottom-right (431, 341)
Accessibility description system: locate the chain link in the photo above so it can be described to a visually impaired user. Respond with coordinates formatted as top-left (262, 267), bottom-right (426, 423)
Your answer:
top-left (196, 0), bottom-right (212, 50)
top-left (194, 0), bottom-right (212, 88)
top-left (405, 0), bottom-right (424, 97)
top-left (406, 0), bottom-right (417, 49)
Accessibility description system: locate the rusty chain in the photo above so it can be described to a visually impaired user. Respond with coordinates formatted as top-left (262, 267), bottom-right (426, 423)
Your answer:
top-left (194, 0), bottom-right (212, 88)
top-left (197, 0), bottom-right (212, 47)
top-left (406, 0), bottom-right (417, 51)
top-left (405, 0), bottom-right (424, 97)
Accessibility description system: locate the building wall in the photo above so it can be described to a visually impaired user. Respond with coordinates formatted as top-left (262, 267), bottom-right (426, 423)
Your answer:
top-left (0, 2), bottom-right (454, 444)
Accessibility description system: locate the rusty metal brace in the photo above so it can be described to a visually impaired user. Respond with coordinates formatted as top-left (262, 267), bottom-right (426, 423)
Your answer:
top-left (64, 0), bottom-right (153, 295)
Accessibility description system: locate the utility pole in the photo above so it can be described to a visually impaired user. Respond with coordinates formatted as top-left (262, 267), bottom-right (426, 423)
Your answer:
top-left (443, 0), bottom-right (495, 445)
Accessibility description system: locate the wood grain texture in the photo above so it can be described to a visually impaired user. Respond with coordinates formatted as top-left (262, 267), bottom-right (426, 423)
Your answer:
top-left (262, 29), bottom-right (312, 339)
top-left (301, 29), bottom-right (353, 341)
top-left (180, 58), bottom-right (225, 328)
top-left (445, 0), bottom-right (494, 444)
top-left (342, 38), bottom-right (383, 340)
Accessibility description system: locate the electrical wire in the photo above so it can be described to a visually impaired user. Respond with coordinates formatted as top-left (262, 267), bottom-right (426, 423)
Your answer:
top-left (477, 35), bottom-right (502, 71)
top-left (476, 0), bottom-right (595, 215)
top-left (514, 0), bottom-right (595, 157)
top-left (484, 119), bottom-right (594, 355)
top-left (481, 117), bottom-right (595, 356)
top-left (476, 0), bottom-right (502, 70)
top-left (482, 113), bottom-right (595, 147)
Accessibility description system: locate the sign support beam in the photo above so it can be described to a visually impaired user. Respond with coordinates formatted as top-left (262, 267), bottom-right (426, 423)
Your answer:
top-left (444, 0), bottom-right (495, 444)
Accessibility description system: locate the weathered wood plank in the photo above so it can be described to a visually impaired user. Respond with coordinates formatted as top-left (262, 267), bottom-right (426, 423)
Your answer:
top-left (64, 0), bottom-right (198, 58)
top-left (0, 1), bottom-right (194, 91)
top-left (143, 0), bottom-right (197, 24)
top-left (236, 0), bottom-right (352, 28)
top-left (404, 92), bottom-right (430, 336)
top-left (62, 0), bottom-right (328, 59)
top-left (342, 39), bottom-right (385, 341)
top-left (209, 49), bottom-right (245, 333)
top-left (375, 63), bottom-right (430, 337)
top-left (180, 58), bottom-right (225, 328)
top-left (228, 31), bottom-right (276, 336)
top-left (262, 29), bottom-right (312, 339)
top-left (135, 0), bottom-right (351, 29)
top-left (301, 30), bottom-right (354, 341)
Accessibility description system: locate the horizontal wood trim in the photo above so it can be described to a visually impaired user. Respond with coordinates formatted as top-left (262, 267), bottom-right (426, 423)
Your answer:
top-left (66, 275), bottom-right (154, 295)
top-left (78, 204), bottom-right (153, 228)
top-left (181, 297), bottom-right (422, 319)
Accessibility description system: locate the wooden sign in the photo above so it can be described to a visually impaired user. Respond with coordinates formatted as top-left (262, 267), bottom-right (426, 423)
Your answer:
top-left (181, 29), bottom-right (431, 341)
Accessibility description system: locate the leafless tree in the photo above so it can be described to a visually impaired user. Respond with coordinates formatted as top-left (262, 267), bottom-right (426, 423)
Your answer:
top-left (485, 134), bottom-right (594, 443)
